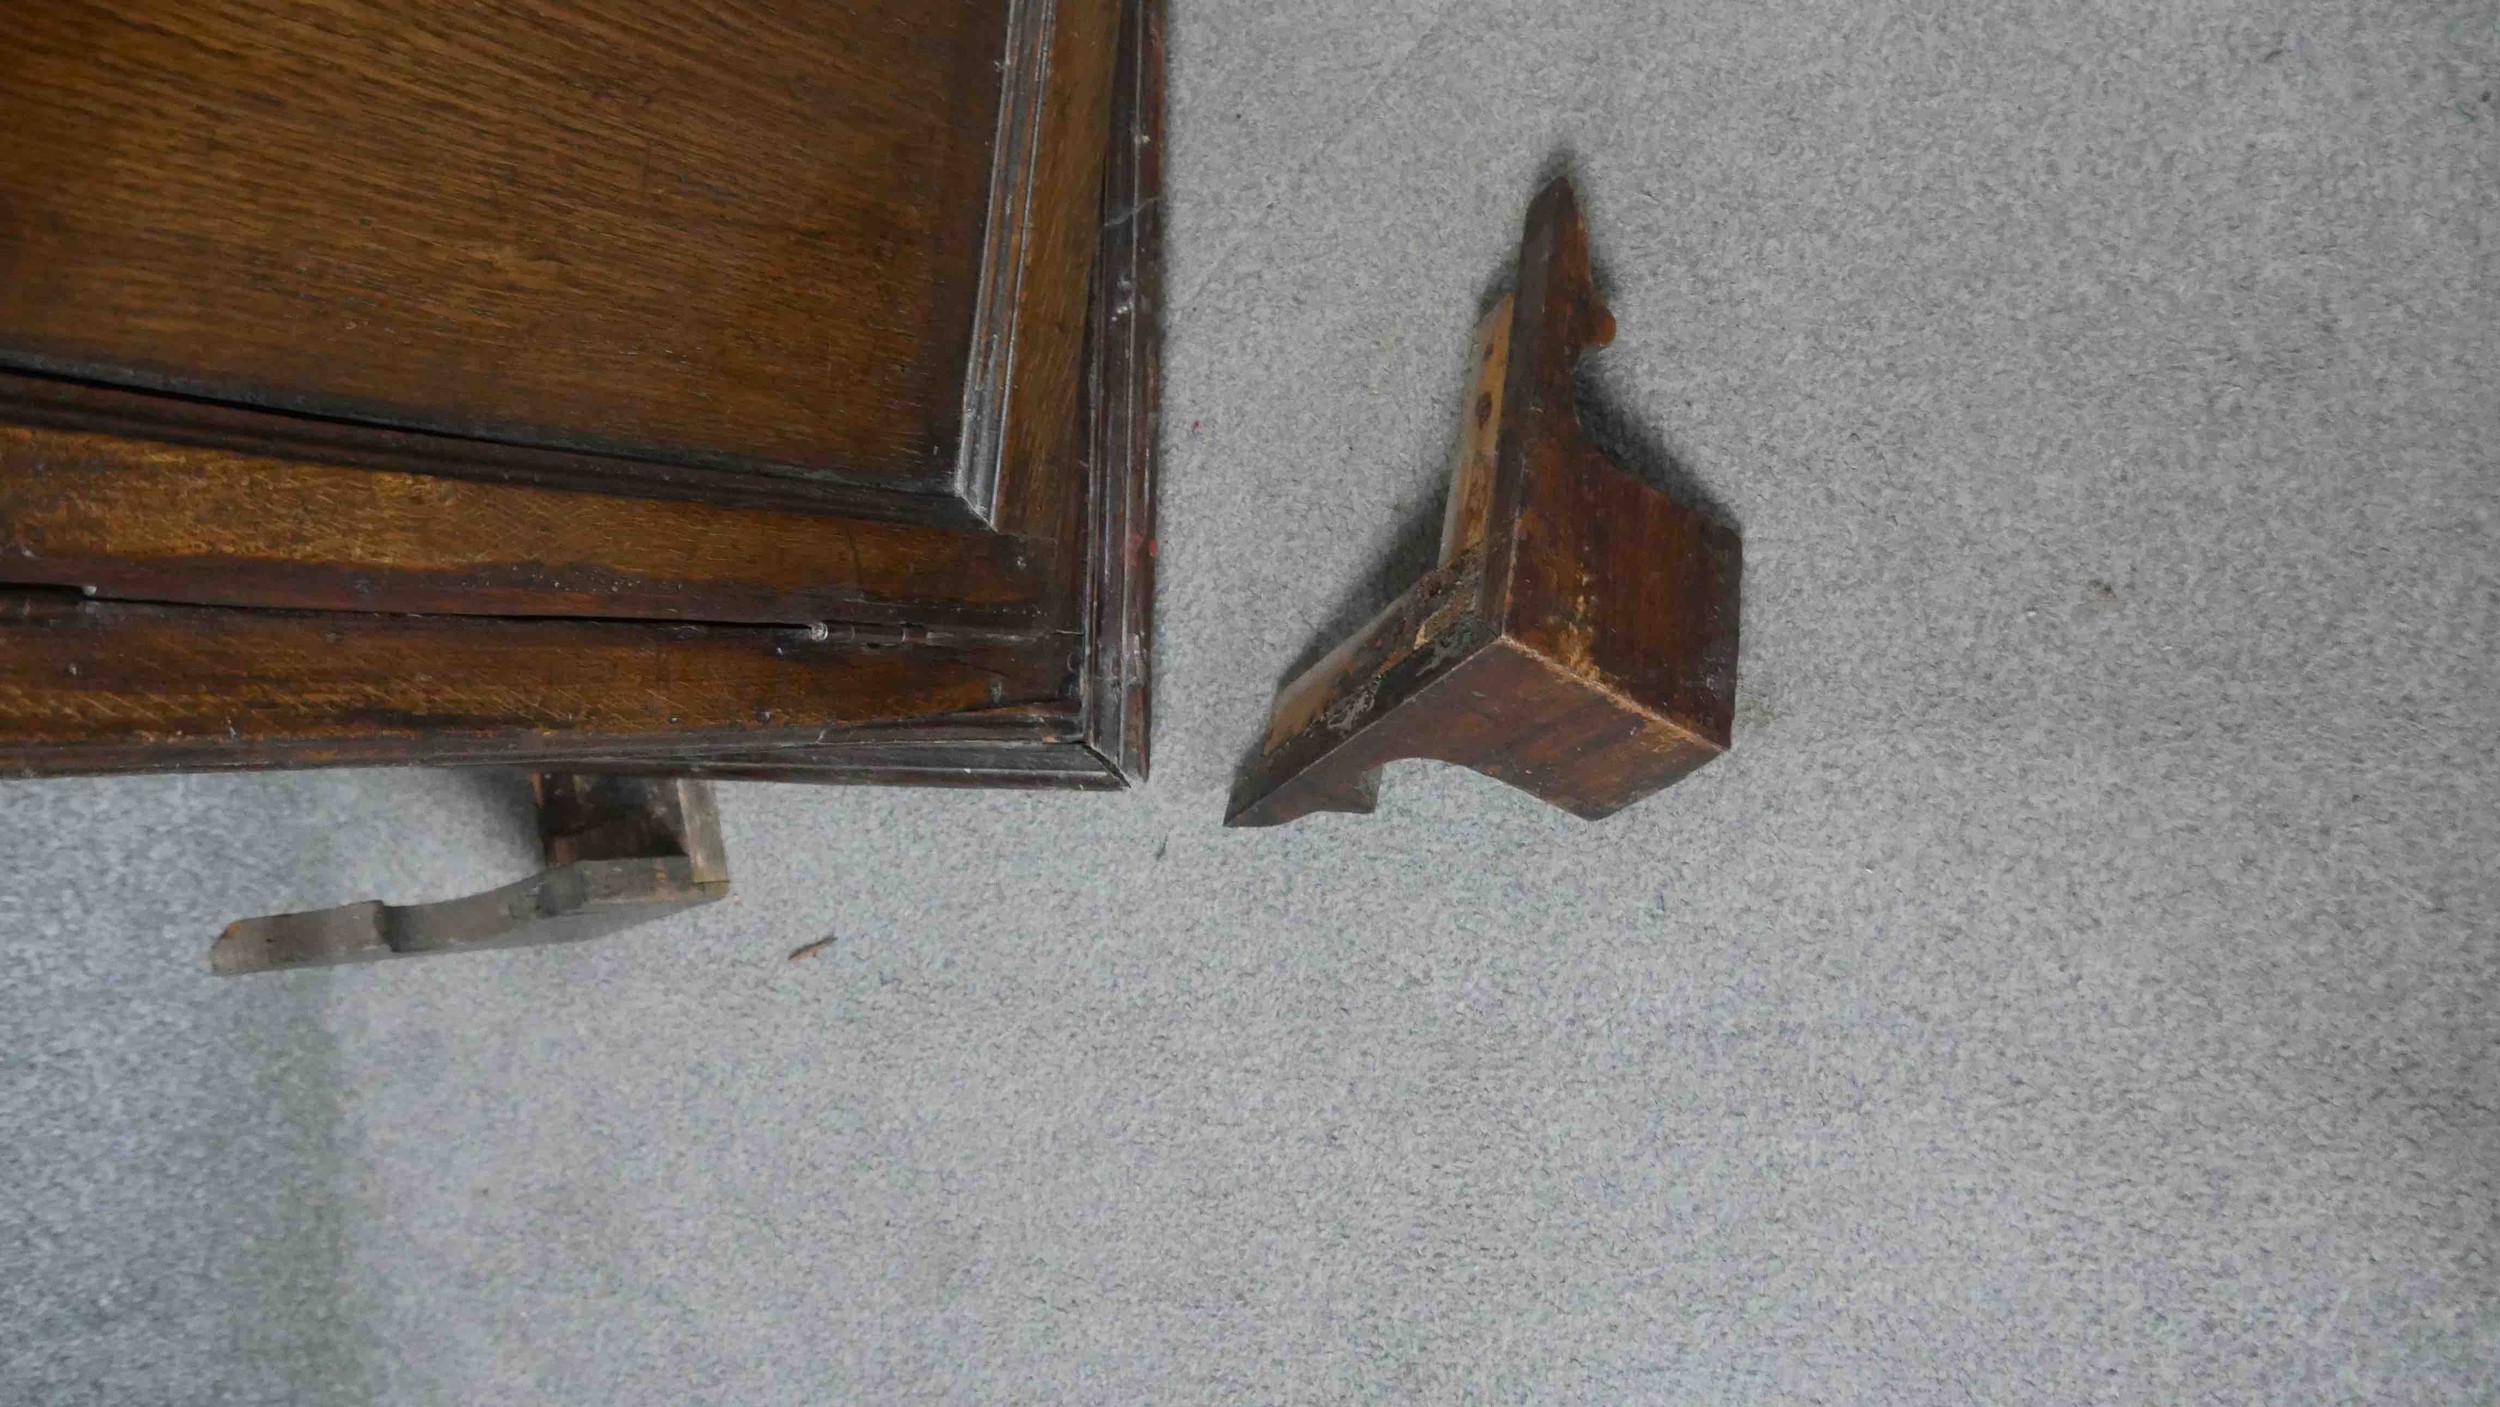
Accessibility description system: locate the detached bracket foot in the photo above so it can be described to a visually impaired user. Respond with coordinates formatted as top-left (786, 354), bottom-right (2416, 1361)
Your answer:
top-left (1227, 177), bottom-right (1741, 827)
top-left (211, 774), bottom-right (729, 975)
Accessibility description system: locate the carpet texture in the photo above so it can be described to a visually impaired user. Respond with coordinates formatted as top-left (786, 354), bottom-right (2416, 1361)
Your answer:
top-left (4, 0), bottom-right (2496, 1401)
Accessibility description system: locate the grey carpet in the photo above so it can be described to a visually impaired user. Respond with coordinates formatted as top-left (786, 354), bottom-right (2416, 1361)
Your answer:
top-left (4, 0), bottom-right (2496, 1401)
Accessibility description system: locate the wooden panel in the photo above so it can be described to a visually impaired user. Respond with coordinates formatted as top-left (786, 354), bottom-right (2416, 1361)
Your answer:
top-left (0, 0), bottom-right (1014, 499)
top-left (0, 383), bottom-right (1048, 629)
top-left (1080, 0), bottom-right (1164, 782)
top-left (0, 0), bottom-right (1162, 791)
top-left (0, 590), bottom-right (1070, 775)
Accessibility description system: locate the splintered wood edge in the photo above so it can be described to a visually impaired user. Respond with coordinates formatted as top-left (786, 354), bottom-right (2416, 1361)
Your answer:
top-left (1438, 293), bottom-right (1514, 566)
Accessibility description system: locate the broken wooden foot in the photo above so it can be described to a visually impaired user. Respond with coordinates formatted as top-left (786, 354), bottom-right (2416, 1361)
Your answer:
top-left (210, 774), bottom-right (728, 974)
top-left (1227, 177), bottom-right (1741, 828)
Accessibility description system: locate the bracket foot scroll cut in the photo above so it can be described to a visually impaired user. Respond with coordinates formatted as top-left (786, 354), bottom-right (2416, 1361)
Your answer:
top-left (211, 774), bottom-right (729, 975)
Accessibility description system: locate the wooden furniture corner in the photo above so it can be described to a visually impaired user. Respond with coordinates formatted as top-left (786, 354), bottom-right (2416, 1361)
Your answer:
top-left (1227, 177), bottom-right (1741, 828)
top-left (0, 0), bottom-right (1162, 791)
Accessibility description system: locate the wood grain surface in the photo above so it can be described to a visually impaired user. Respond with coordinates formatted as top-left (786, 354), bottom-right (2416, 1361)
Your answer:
top-left (0, 0), bottom-right (1160, 787)
top-left (0, 383), bottom-right (1047, 629)
top-left (1438, 295), bottom-right (1513, 563)
top-left (0, 0), bottom-right (1010, 498)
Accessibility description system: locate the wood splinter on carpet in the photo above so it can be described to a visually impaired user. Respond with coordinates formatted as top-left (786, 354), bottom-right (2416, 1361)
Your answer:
top-left (786, 935), bottom-right (838, 961)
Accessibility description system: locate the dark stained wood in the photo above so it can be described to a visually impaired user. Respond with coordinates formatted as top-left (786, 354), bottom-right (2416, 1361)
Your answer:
top-left (210, 774), bottom-right (729, 974)
top-left (1082, 0), bottom-right (1164, 783)
top-left (0, 0), bottom-right (1112, 525)
top-left (1227, 177), bottom-right (1740, 827)
top-left (0, 0), bottom-right (1159, 788)
top-left (0, 376), bottom-right (1045, 629)
top-left (984, 0), bottom-right (1119, 540)
top-left (1437, 296), bottom-right (1511, 561)
top-left (0, 589), bottom-right (1067, 775)
top-left (0, 364), bottom-right (993, 527)
top-left (639, 0), bottom-right (1164, 788)
top-left (0, 0), bottom-right (1160, 794)
top-left (0, 0), bottom-right (997, 490)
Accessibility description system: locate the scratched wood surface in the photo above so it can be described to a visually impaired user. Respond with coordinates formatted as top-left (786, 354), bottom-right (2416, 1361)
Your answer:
top-left (1081, 0), bottom-right (1165, 783)
top-left (985, 0), bottom-right (1119, 540)
top-left (0, 591), bottom-right (1067, 774)
top-left (0, 0), bottom-right (1011, 503)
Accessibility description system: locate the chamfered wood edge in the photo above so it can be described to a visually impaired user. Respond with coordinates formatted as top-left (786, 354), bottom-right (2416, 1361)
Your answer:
top-left (951, 0), bottom-right (1058, 523)
top-left (584, 739), bottom-right (1129, 790)
top-left (0, 389), bottom-right (1052, 631)
top-left (682, 0), bottom-right (1159, 790)
top-left (983, 0), bottom-right (1123, 545)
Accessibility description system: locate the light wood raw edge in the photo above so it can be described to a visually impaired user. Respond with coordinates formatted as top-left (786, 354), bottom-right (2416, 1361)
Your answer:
top-left (1438, 294), bottom-right (1514, 564)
